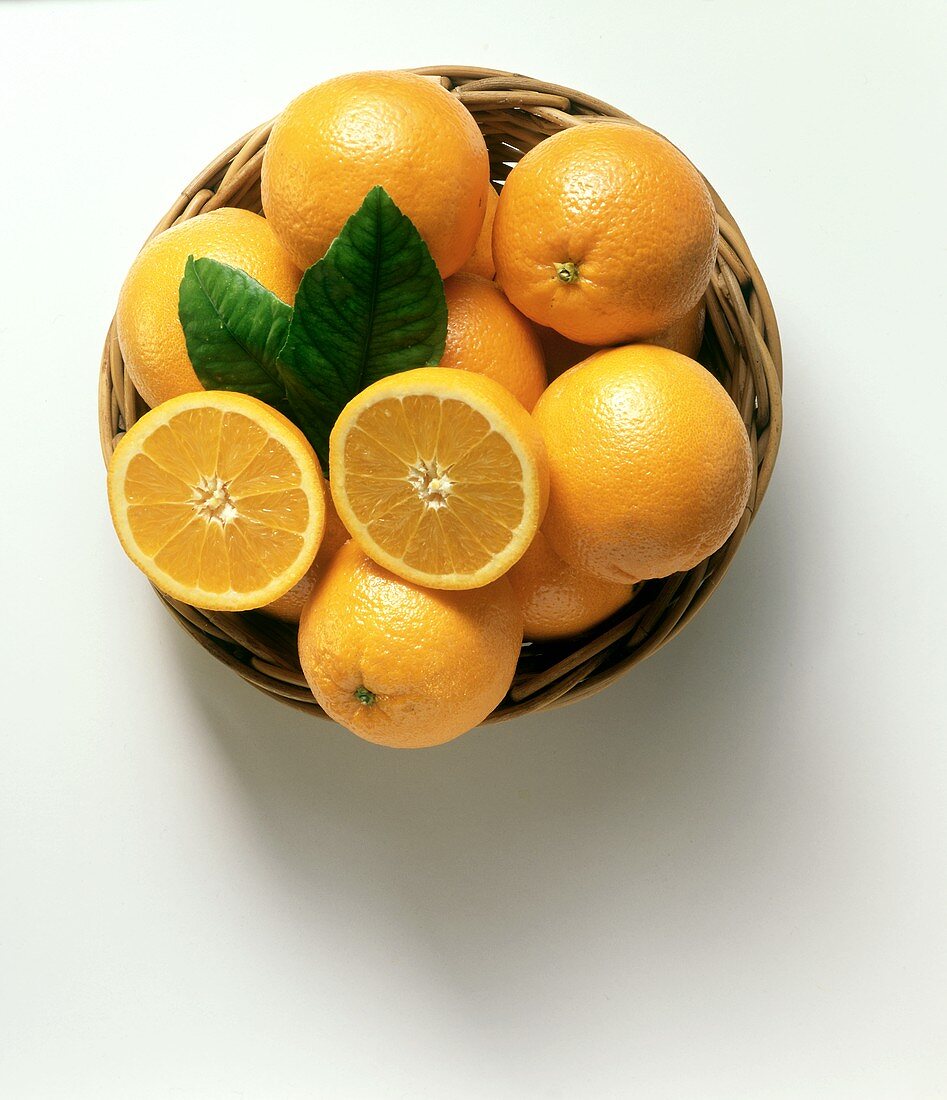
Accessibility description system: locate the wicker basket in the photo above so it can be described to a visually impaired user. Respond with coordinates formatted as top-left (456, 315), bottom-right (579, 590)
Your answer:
top-left (98, 66), bottom-right (783, 723)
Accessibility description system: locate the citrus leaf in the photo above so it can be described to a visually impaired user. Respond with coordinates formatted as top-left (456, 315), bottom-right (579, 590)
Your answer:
top-left (279, 186), bottom-right (447, 467)
top-left (178, 256), bottom-right (293, 414)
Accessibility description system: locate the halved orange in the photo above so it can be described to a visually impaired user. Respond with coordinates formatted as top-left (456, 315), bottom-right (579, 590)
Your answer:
top-left (108, 391), bottom-right (325, 610)
top-left (329, 367), bottom-right (549, 590)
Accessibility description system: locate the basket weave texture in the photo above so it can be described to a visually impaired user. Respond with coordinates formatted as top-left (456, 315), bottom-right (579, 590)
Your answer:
top-left (98, 66), bottom-right (783, 722)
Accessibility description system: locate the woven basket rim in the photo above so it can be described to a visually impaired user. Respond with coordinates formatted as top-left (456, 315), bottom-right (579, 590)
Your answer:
top-left (98, 65), bottom-right (783, 723)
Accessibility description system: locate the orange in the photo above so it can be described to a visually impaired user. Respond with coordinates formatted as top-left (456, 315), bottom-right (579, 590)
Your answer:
top-left (260, 482), bottom-right (348, 623)
top-left (108, 391), bottom-right (325, 610)
top-left (507, 531), bottom-right (636, 641)
top-left (536, 299), bottom-right (706, 381)
top-left (532, 325), bottom-right (598, 383)
top-left (116, 208), bottom-right (302, 410)
top-left (261, 71), bottom-right (489, 275)
top-left (650, 299), bottom-right (706, 361)
top-left (493, 122), bottom-right (717, 345)
top-left (459, 182), bottom-right (499, 279)
top-left (330, 367), bottom-right (548, 590)
top-left (532, 345), bottom-right (752, 583)
top-left (298, 541), bottom-right (523, 748)
top-left (440, 273), bottom-right (547, 409)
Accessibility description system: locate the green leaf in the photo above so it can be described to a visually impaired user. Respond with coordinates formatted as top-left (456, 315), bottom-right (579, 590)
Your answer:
top-left (178, 256), bottom-right (293, 414)
top-left (279, 186), bottom-right (447, 466)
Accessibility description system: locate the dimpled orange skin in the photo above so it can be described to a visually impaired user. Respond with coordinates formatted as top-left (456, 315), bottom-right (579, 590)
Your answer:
top-left (507, 531), bottom-right (636, 641)
top-left (261, 71), bottom-right (490, 275)
top-left (260, 483), bottom-right (348, 623)
top-left (493, 122), bottom-right (718, 345)
top-left (440, 273), bottom-right (547, 410)
top-left (652, 299), bottom-right (706, 360)
top-left (535, 299), bottom-right (706, 382)
top-left (298, 541), bottom-right (524, 748)
top-left (533, 345), bottom-right (753, 584)
top-left (116, 209), bottom-right (302, 410)
top-left (459, 183), bottom-right (499, 279)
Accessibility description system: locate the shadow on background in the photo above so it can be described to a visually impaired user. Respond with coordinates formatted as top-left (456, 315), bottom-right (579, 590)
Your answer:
top-left (168, 446), bottom-right (801, 1002)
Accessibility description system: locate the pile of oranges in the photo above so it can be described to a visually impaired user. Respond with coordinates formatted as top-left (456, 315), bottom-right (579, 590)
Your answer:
top-left (107, 70), bottom-right (752, 749)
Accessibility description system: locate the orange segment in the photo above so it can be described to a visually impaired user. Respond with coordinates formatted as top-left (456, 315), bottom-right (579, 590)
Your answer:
top-left (108, 391), bottom-right (325, 610)
top-left (329, 367), bottom-right (548, 590)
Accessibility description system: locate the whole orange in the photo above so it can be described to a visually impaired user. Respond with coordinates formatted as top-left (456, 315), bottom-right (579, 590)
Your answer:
top-left (533, 345), bottom-right (752, 583)
top-left (535, 299), bottom-right (706, 382)
top-left (493, 122), bottom-right (717, 345)
top-left (261, 71), bottom-right (489, 275)
top-left (460, 182), bottom-right (499, 279)
top-left (440, 273), bottom-right (547, 409)
top-left (261, 482), bottom-right (348, 623)
top-left (116, 209), bottom-right (301, 410)
top-left (298, 541), bottom-right (523, 748)
top-left (507, 531), bottom-right (635, 641)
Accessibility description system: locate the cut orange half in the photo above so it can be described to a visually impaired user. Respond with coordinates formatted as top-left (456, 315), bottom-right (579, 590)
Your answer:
top-left (108, 391), bottom-right (325, 611)
top-left (329, 367), bottom-right (549, 590)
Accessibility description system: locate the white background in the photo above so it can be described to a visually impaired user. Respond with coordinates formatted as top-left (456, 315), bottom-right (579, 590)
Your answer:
top-left (1, 1), bottom-right (945, 1096)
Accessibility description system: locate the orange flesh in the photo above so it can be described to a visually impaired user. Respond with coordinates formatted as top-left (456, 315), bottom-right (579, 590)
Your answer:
top-left (340, 395), bottom-right (526, 577)
top-left (120, 407), bottom-right (311, 600)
